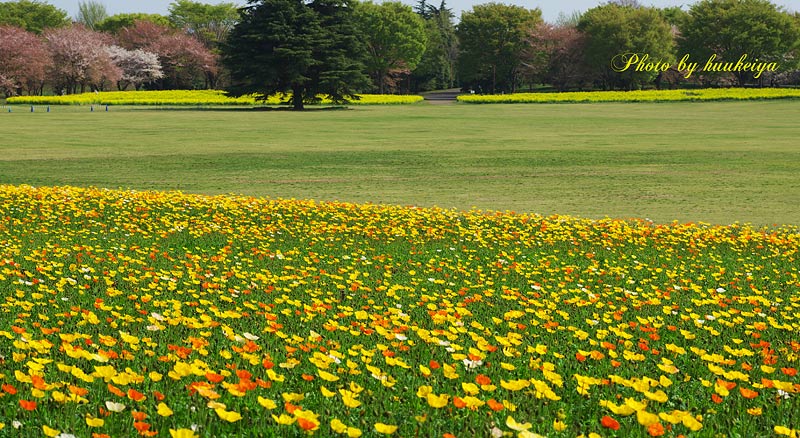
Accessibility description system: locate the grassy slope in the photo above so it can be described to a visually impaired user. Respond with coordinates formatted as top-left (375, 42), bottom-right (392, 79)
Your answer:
top-left (1, 101), bottom-right (799, 225)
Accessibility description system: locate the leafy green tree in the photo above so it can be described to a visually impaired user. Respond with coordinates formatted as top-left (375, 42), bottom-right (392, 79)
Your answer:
top-left (679, 0), bottom-right (800, 85)
top-left (96, 13), bottom-right (172, 34)
top-left (0, 0), bottom-right (68, 34)
top-left (578, 4), bottom-right (674, 90)
top-left (456, 3), bottom-right (541, 94)
top-left (411, 0), bottom-right (458, 91)
top-left (76, 0), bottom-right (108, 30)
top-left (224, 0), bottom-right (368, 110)
top-left (659, 6), bottom-right (687, 27)
top-left (168, 0), bottom-right (240, 49)
top-left (354, 1), bottom-right (426, 93)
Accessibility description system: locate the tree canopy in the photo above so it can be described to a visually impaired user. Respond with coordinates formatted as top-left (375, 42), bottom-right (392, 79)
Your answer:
top-left (457, 3), bottom-right (542, 93)
top-left (354, 1), bottom-right (427, 93)
top-left (411, 1), bottom-right (458, 91)
top-left (168, 0), bottom-right (240, 49)
top-left (679, 0), bottom-right (800, 85)
top-left (578, 3), bottom-right (674, 90)
top-left (96, 13), bottom-right (172, 34)
top-left (76, 0), bottom-right (108, 30)
top-left (224, 0), bottom-right (368, 110)
top-left (0, 0), bottom-right (68, 34)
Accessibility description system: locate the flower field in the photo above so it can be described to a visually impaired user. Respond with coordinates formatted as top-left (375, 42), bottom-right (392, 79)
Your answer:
top-left (5, 90), bottom-right (424, 106)
top-left (0, 185), bottom-right (798, 438)
top-left (456, 88), bottom-right (800, 104)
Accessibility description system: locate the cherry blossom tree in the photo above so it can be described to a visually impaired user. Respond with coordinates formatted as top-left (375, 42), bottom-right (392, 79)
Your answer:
top-left (45, 25), bottom-right (121, 94)
top-left (117, 20), bottom-right (218, 89)
top-left (0, 25), bottom-right (51, 96)
top-left (106, 45), bottom-right (164, 90)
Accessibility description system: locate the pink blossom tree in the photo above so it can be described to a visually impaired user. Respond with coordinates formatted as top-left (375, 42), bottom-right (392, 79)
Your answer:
top-left (117, 20), bottom-right (218, 89)
top-left (0, 25), bottom-right (51, 96)
top-left (106, 45), bottom-right (163, 90)
top-left (45, 25), bottom-right (121, 94)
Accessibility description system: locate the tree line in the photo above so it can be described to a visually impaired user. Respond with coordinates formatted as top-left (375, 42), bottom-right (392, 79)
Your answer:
top-left (2, 0), bottom-right (799, 104)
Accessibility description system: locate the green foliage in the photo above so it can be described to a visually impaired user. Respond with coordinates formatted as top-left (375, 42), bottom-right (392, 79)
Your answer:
top-left (659, 6), bottom-right (687, 27)
top-left (354, 1), bottom-right (427, 93)
top-left (96, 13), bottom-right (172, 34)
top-left (0, 0), bottom-right (68, 33)
top-left (578, 4), bottom-right (674, 90)
top-left (224, 0), bottom-right (368, 110)
top-left (456, 3), bottom-right (542, 93)
top-left (411, 0), bottom-right (458, 91)
top-left (679, 0), bottom-right (800, 85)
top-left (168, 0), bottom-right (240, 48)
top-left (76, 0), bottom-right (108, 30)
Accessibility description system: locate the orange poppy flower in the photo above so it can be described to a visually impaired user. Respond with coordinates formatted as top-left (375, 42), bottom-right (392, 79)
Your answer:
top-left (19, 400), bottom-right (37, 411)
top-left (205, 372), bottom-right (225, 383)
top-left (475, 374), bottom-right (491, 385)
top-left (739, 388), bottom-right (759, 399)
top-left (452, 396), bottom-right (466, 409)
top-left (2, 384), bottom-right (17, 395)
top-left (284, 402), bottom-right (301, 414)
top-left (133, 422), bottom-right (150, 433)
top-left (487, 399), bottom-right (504, 412)
top-left (128, 388), bottom-right (146, 402)
top-left (108, 383), bottom-right (126, 397)
top-left (31, 375), bottom-right (47, 390)
top-left (70, 385), bottom-right (89, 396)
top-left (297, 418), bottom-right (318, 431)
top-left (647, 423), bottom-right (665, 437)
top-left (600, 416), bottom-right (620, 430)
top-left (711, 394), bottom-right (723, 404)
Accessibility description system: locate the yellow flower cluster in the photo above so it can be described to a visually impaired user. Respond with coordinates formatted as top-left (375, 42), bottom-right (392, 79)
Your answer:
top-left (0, 184), bottom-right (798, 437)
top-left (457, 87), bottom-right (800, 103)
top-left (6, 90), bottom-right (423, 106)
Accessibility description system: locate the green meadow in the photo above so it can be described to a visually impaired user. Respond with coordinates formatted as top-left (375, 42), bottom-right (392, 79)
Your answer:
top-left (1, 100), bottom-right (799, 225)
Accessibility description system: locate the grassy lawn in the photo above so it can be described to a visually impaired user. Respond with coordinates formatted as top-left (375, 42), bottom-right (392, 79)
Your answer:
top-left (1, 101), bottom-right (799, 225)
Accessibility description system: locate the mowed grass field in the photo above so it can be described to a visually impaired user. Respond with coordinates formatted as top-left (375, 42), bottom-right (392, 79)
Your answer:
top-left (1, 101), bottom-right (799, 225)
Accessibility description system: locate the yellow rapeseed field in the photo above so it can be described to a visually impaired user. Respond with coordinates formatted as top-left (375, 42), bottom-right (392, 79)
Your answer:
top-left (6, 90), bottom-right (423, 106)
top-left (457, 88), bottom-right (800, 104)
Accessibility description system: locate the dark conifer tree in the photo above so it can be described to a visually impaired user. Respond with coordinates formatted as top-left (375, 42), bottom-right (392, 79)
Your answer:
top-left (223, 0), bottom-right (367, 110)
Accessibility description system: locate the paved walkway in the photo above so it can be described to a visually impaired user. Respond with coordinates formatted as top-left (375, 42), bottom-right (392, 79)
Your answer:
top-left (422, 89), bottom-right (461, 105)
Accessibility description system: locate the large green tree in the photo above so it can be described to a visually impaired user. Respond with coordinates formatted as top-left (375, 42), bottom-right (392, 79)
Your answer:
top-left (0, 0), bottom-right (68, 34)
top-left (168, 0), bottom-right (240, 49)
top-left (96, 13), bottom-right (172, 34)
top-left (224, 0), bottom-right (368, 110)
top-left (456, 3), bottom-right (541, 94)
top-left (411, 0), bottom-right (458, 91)
top-left (354, 1), bottom-right (426, 94)
top-left (679, 0), bottom-right (800, 85)
top-left (76, 0), bottom-right (108, 30)
top-left (578, 4), bottom-right (674, 90)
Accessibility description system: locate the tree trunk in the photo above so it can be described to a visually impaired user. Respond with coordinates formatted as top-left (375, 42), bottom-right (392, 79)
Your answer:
top-left (491, 64), bottom-right (496, 94)
top-left (292, 84), bottom-right (304, 111)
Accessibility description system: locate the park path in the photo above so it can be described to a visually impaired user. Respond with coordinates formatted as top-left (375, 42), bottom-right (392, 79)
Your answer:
top-left (422, 89), bottom-right (461, 105)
